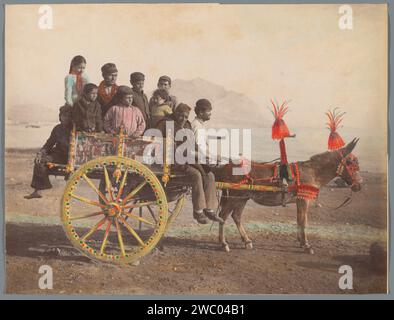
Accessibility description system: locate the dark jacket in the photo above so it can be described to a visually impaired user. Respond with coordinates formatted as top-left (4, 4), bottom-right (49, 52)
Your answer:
top-left (156, 114), bottom-right (192, 142)
top-left (156, 114), bottom-right (208, 175)
top-left (30, 123), bottom-right (72, 190)
top-left (97, 83), bottom-right (118, 118)
top-left (73, 97), bottom-right (103, 132)
top-left (132, 88), bottom-right (150, 124)
top-left (42, 123), bottom-right (72, 163)
top-left (98, 95), bottom-right (116, 118)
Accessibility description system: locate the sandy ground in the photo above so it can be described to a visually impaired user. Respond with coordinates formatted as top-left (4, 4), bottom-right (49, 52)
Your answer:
top-left (4, 149), bottom-right (388, 295)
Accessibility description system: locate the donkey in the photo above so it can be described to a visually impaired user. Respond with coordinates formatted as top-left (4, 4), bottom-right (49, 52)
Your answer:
top-left (211, 138), bottom-right (362, 254)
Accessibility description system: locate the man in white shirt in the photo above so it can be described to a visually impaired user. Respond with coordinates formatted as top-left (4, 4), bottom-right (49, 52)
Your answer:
top-left (191, 99), bottom-right (212, 161)
top-left (190, 99), bottom-right (222, 223)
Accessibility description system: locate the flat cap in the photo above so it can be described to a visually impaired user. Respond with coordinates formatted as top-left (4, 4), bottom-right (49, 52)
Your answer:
top-left (130, 72), bottom-right (145, 83)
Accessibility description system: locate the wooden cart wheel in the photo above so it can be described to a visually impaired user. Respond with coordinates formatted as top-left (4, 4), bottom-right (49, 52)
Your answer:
top-left (61, 156), bottom-right (168, 264)
top-left (125, 192), bottom-right (186, 233)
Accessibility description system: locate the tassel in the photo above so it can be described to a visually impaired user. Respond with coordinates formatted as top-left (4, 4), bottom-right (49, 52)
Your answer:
top-left (271, 100), bottom-right (290, 140)
top-left (328, 131), bottom-right (345, 151)
top-left (326, 108), bottom-right (345, 151)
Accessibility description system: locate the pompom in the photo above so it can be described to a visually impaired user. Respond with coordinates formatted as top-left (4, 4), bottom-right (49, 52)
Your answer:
top-left (326, 108), bottom-right (345, 150)
top-left (271, 100), bottom-right (290, 140)
top-left (328, 131), bottom-right (345, 151)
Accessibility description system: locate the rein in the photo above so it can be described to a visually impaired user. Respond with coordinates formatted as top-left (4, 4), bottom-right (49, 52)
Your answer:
top-left (321, 188), bottom-right (353, 211)
top-left (320, 151), bottom-right (359, 211)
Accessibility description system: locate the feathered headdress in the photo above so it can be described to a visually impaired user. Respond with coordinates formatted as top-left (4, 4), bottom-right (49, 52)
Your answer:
top-left (270, 99), bottom-right (290, 140)
top-left (326, 108), bottom-right (345, 150)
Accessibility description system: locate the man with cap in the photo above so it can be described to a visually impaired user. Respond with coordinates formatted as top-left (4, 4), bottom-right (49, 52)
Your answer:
top-left (149, 75), bottom-right (178, 112)
top-left (98, 63), bottom-right (119, 118)
top-left (130, 72), bottom-right (150, 125)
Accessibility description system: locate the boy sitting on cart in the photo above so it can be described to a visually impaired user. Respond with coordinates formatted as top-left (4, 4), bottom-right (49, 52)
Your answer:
top-left (24, 106), bottom-right (73, 199)
top-left (156, 103), bottom-right (222, 224)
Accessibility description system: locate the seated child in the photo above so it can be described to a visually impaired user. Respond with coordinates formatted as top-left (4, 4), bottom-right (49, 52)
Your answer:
top-left (104, 85), bottom-right (146, 137)
top-left (156, 104), bottom-right (222, 224)
top-left (24, 106), bottom-right (73, 199)
top-left (73, 83), bottom-right (103, 132)
top-left (149, 75), bottom-right (178, 112)
top-left (129, 72), bottom-right (150, 125)
top-left (64, 55), bottom-right (89, 107)
top-left (98, 63), bottom-right (119, 118)
top-left (149, 88), bottom-right (172, 128)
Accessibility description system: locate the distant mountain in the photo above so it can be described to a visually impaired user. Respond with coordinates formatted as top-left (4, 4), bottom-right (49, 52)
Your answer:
top-left (7, 78), bottom-right (271, 129)
top-left (171, 78), bottom-right (270, 128)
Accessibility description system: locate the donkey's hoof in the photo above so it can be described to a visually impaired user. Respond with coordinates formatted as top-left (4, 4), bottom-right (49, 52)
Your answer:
top-left (223, 245), bottom-right (230, 253)
top-left (245, 242), bottom-right (253, 250)
top-left (304, 247), bottom-right (314, 255)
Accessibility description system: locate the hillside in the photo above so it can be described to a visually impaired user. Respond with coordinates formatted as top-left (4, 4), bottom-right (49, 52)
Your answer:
top-left (6, 78), bottom-right (271, 129)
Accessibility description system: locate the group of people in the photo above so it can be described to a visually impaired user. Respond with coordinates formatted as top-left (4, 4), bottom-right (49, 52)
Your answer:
top-left (25, 55), bottom-right (222, 224)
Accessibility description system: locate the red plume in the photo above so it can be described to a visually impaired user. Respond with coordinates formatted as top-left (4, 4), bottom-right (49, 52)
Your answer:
top-left (326, 108), bottom-right (345, 150)
top-left (271, 99), bottom-right (290, 140)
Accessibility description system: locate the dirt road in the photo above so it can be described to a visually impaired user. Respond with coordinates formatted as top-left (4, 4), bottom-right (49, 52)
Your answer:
top-left (5, 150), bottom-right (388, 295)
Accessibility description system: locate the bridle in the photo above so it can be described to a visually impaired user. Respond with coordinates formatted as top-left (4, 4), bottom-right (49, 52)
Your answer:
top-left (336, 151), bottom-right (362, 188)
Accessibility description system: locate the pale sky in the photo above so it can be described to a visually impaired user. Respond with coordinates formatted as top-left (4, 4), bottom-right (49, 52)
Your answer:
top-left (5, 4), bottom-right (387, 133)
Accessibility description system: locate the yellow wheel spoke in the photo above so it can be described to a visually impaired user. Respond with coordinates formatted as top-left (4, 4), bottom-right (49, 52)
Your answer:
top-left (122, 181), bottom-right (147, 204)
top-left (100, 219), bottom-right (112, 254)
top-left (123, 212), bottom-right (156, 226)
top-left (62, 156), bottom-right (169, 264)
top-left (118, 216), bottom-right (145, 247)
top-left (115, 219), bottom-right (126, 257)
top-left (116, 168), bottom-right (129, 202)
top-left (81, 217), bottom-right (107, 241)
top-left (71, 194), bottom-right (106, 209)
top-left (138, 207), bottom-right (142, 231)
top-left (103, 165), bottom-right (114, 202)
top-left (70, 211), bottom-right (104, 221)
top-left (82, 174), bottom-right (109, 205)
top-left (123, 200), bottom-right (157, 210)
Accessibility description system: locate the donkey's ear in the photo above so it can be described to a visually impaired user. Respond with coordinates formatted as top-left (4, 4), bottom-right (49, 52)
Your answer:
top-left (343, 138), bottom-right (359, 156)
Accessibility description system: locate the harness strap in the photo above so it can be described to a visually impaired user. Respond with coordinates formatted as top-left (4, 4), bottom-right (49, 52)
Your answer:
top-left (227, 161), bottom-right (319, 201)
top-left (290, 162), bottom-right (319, 200)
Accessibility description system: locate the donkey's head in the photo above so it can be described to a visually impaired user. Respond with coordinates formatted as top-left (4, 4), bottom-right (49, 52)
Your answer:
top-left (337, 138), bottom-right (362, 192)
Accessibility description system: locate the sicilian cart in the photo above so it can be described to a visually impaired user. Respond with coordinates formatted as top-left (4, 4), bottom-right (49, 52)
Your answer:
top-left (46, 125), bottom-right (283, 265)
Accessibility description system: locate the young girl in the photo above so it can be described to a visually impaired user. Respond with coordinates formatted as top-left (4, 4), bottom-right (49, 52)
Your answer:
top-left (149, 88), bottom-right (172, 128)
top-left (65, 55), bottom-right (89, 107)
top-left (72, 83), bottom-right (103, 132)
top-left (104, 86), bottom-right (146, 137)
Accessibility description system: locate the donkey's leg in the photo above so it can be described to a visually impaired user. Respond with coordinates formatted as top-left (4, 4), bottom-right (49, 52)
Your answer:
top-left (218, 199), bottom-right (233, 252)
top-left (296, 198), bottom-right (314, 254)
top-left (231, 200), bottom-right (252, 249)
